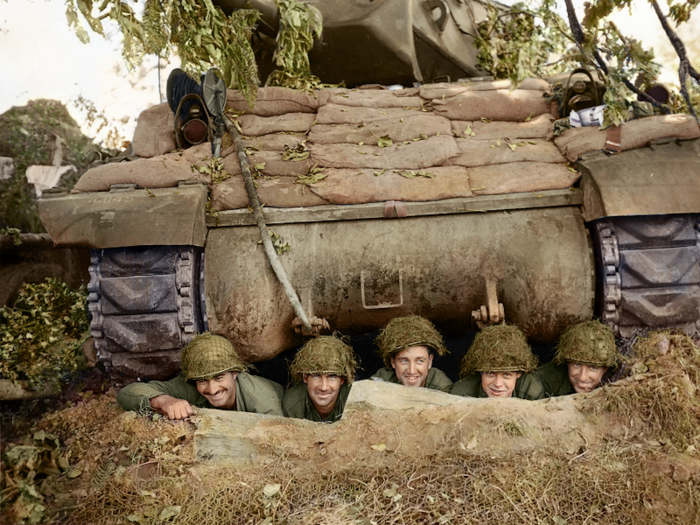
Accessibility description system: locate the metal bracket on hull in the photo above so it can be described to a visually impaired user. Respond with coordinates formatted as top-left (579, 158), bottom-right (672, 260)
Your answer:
top-left (361, 270), bottom-right (404, 310)
top-left (471, 278), bottom-right (505, 328)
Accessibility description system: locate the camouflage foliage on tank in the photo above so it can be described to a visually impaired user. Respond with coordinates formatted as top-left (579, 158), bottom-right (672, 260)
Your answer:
top-left (461, 324), bottom-right (539, 376)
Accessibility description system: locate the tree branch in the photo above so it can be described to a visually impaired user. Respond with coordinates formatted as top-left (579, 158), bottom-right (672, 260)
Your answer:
top-left (562, 0), bottom-right (670, 112)
top-left (649, 0), bottom-right (698, 120)
top-left (222, 115), bottom-right (312, 333)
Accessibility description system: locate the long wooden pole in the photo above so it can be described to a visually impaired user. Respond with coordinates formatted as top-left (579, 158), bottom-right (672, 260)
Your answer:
top-left (222, 115), bottom-right (312, 333)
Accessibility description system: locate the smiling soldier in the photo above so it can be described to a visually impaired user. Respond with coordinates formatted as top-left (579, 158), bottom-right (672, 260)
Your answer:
top-left (117, 333), bottom-right (284, 419)
top-left (536, 320), bottom-right (618, 396)
top-left (451, 324), bottom-right (543, 399)
top-left (283, 335), bottom-right (358, 423)
top-left (371, 316), bottom-right (452, 392)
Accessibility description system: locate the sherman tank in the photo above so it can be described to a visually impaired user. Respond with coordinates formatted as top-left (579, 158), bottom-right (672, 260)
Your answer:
top-left (36, 1), bottom-right (700, 385)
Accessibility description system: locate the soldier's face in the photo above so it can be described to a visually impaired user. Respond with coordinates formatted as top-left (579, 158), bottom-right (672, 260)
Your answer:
top-left (481, 371), bottom-right (522, 398)
top-left (567, 363), bottom-right (607, 393)
top-left (196, 371), bottom-right (238, 409)
top-left (304, 373), bottom-right (345, 413)
top-left (390, 346), bottom-right (434, 388)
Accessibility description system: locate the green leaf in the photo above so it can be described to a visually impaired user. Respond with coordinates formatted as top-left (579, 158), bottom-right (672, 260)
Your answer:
top-left (374, 169), bottom-right (385, 176)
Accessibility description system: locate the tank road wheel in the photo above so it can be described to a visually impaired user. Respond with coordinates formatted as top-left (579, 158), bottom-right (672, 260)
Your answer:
top-left (592, 214), bottom-right (700, 337)
top-left (87, 246), bottom-right (207, 385)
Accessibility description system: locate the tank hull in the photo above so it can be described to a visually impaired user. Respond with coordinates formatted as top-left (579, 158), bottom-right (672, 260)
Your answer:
top-left (205, 206), bottom-right (595, 361)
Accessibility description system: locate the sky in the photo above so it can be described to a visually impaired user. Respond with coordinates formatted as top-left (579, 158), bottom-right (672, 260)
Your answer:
top-left (0, 0), bottom-right (698, 145)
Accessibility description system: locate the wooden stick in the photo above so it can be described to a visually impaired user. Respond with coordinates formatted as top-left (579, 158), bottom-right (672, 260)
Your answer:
top-left (222, 115), bottom-right (312, 333)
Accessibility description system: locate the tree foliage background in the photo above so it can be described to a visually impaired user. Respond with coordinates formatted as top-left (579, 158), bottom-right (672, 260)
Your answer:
top-left (473, 0), bottom-right (699, 124)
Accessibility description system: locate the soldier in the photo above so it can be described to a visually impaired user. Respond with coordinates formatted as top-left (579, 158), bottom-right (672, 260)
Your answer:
top-left (283, 335), bottom-right (358, 423)
top-left (537, 320), bottom-right (618, 396)
top-left (451, 324), bottom-right (543, 399)
top-left (117, 332), bottom-right (284, 419)
top-left (371, 316), bottom-right (452, 392)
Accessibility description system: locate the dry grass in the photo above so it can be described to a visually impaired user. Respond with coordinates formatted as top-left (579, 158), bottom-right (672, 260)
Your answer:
top-left (583, 330), bottom-right (700, 449)
top-left (61, 445), bottom-right (698, 525)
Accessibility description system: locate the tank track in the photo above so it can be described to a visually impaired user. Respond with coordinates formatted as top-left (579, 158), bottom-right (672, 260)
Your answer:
top-left (593, 214), bottom-right (700, 337)
top-left (88, 246), bottom-right (207, 385)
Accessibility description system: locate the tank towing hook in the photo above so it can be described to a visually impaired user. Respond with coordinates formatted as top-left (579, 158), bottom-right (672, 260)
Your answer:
top-left (472, 278), bottom-right (505, 329)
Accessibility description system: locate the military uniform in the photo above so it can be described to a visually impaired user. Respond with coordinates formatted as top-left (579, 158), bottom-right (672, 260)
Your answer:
top-left (450, 373), bottom-right (544, 400)
top-left (117, 372), bottom-right (284, 416)
top-left (371, 367), bottom-right (453, 393)
top-left (283, 382), bottom-right (351, 423)
top-left (534, 361), bottom-right (574, 397)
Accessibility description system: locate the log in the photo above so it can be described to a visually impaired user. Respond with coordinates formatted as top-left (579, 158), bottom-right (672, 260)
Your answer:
top-left (192, 380), bottom-right (594, 465)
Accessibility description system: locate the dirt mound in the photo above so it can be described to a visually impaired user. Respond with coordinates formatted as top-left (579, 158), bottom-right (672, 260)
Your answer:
top-left (2, 331), bottom-right (699, 524)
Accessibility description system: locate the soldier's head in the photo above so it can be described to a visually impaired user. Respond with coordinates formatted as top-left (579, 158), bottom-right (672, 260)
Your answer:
top-left (289, 335), bottom-right (358, 417)
top-left (461, 325), bottom-right (538, 398)
top-left (180, 333), bottom-right (248, 409)
top-left (554, 320), bottom-right (618, 393)
top-left (375, 316), bottom-right (448, 388)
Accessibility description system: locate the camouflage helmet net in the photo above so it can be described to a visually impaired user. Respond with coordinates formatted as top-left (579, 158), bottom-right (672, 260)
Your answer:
top-left (460, 324), bottom-right (539, 377)
top-left (289, 334), bottom-right (358, 384)
top-left (554, 320), bottom-right (618, 368)
top-left (180, 332), bottom-right (248, 381)
top-left (375, 316), bottom-right (448, 367)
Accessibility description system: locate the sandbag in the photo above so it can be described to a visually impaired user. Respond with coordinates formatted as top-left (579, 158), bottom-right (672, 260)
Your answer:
top-left (420, 78), bottom-right (550, 100)
top-left (244, 134), bottom-right (306, 152)
top-left (448, 139), bottom-right (566, 167)
top-left (223, 150), bottom-right (313, 178)
top-left (451, 114), bottom-right (555, 140)
top-left (430, 90), bottom-right (550, 122)
top-left (226, 87), bottom-right (320, 116)
top-left (309, 166), bottom-right (471, 205)
top-left (317, 104), bottom-right (422, 125)
top-left (73, 143), bottom-right (213, 192)
top-left (131, 103), bottom-right (176, 158)
top-left (210, 176), bottom-right (330, 211)
top-left (308, 114), bottom-right (452, 145)
top-left (554, 114), bottom-right (700, 161)
top-left (327, 91), bottom-right (423, 108)
top-left (468, 162), bottom-right (579, 196)
top-left (238, 113), bottom-right (316, 136)
top-left (309, 135), bottom-right (460, 170)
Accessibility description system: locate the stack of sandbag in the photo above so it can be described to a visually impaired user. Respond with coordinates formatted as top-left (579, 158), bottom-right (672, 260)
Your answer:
top-left (74, 79), bottom-right (699, 208)
top-left (210, 79), bottom-right (578, 210)
top-left (555, 113), bottom-right (700, 161)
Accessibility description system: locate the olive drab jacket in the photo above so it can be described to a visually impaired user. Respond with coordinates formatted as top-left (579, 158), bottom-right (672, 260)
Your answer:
top-left (534, 361), bottom-right (575, 397)
top-left (282, 382), bottom-right (351, 423)
top-left (370, 367), bottom-right (453, 393)
top-left (450, 373), bottom-right (545, 400)
top-left (116, 372), bottom-right (284, 416)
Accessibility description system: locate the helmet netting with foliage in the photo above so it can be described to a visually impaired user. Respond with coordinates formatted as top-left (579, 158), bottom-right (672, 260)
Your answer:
top-left (289, 334), bottom-right (358, 384)
top-left (180, 332), bottom-right (248, 381)
top-left (461, 324), bottom-right (538, 377)
top-left (554, 320), bottom-right (618, 368)
top-left (375, 316), bottom-right (448, 367)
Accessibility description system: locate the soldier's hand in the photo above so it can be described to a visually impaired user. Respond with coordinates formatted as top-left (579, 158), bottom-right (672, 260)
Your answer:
top-left (149, 395), bottom-right (194, 420)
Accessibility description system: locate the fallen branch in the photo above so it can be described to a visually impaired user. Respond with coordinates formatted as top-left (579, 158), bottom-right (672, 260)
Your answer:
top-left (222, 115), bottom-right (312, 333)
